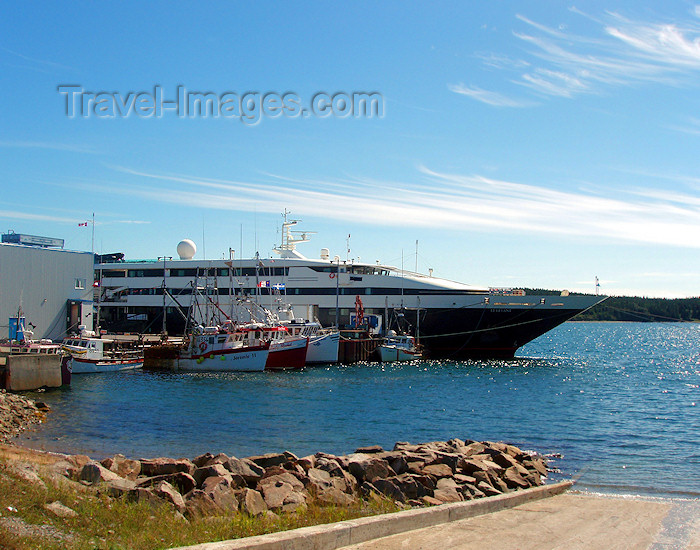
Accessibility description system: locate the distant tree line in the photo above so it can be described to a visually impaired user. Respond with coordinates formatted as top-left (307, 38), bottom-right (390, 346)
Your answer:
top-left (522, 289), bottom-right (700, 322)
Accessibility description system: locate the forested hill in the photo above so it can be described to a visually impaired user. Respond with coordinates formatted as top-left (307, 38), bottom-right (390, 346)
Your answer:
top-left (523, 289), bottom-right (700, 322)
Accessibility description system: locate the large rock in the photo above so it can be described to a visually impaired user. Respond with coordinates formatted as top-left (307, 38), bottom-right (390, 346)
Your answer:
top-left (224, 457), bottom-right (264, 484)
top-left (371, 477), bottom-right (405, 502)
top-left (317, 487), bottom-right (358, 506)
top-left (306, 468), bottom-right (333, 492)
top-left (432, 487), bottom-right (463, 503)
top-left (246, 452), bottom-right (289, 469)
top-left (392, 474), bottom-right (432, 500)
top-left (260, 479), bottom-right (306, 511)
top-left (355, 445), bottom-right (384, 454)
top-left (101, 454), bottom-right (141, 480)
top-left (185, 489), bottom-right (221, 517)
top-left (105, 477), bottom-right (138, 498)
top-left (140, 457), bottom-right (194, 477)
top-left (201, 477), bottom-right (239, 511)
top-left (258, 472), bottom-right (305, 492)
top-left (239, 488), bottom-right (267, 516)
top-left (502, 467), bottom-right (530, 489)
top-left (79, 462), bottom-right (123, 484)
top-left (421, 463), bottom-right (453, 478)
top-left (192, 452), bottom-right (229, 468)
top-left (44, 501), bottom-right (78, 518)
top-left (137, 472), bottom-right (197, 495)
top-left (152, 480), bottom-right (186, 514)
top-left (346, 454), bottom-right (396, 483)
top-left (193, 463), bottom-right (229, 487)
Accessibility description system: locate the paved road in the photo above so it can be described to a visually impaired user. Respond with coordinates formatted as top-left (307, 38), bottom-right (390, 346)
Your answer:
top-left (339, 494), bottom-right (700, 550)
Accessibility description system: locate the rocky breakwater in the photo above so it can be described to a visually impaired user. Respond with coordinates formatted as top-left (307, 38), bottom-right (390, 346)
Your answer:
top-left (0, 389), bottom-right (50, 443)
top-left (64, 438), bottom-right (549, 518)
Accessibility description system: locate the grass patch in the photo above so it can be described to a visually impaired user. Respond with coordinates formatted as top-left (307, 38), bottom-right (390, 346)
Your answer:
top-left (0, 459), bottom-right (400, 549)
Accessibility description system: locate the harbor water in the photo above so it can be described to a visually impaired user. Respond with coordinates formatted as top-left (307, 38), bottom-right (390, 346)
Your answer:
top-left (17, 322), bottom-right (700, 499)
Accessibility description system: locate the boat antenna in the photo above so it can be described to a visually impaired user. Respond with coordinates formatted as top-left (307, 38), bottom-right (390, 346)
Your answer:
top-left (415, 239), bottom-right (418, 273)
top-left (346, 234), bottom-right (351, 262)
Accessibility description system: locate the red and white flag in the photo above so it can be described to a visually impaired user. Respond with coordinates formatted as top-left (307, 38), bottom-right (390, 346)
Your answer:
top-left (78, 221), bottom-right (88, 227)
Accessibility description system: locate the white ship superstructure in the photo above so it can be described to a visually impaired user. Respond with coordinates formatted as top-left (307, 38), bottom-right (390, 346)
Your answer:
top-left (96, 219), bottom-right (605, 359)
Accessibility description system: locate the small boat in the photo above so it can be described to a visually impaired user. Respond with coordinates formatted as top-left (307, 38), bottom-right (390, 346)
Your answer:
top-left (282, 319), bottom-right (339, 364)
top-left (176, 324), bottom-right (270, 372)
top-left (265, 327), bottom-right (308, 370)
top-left (377, 330), bottom-right (422, 362)
top-left (61, 330), bottom-right (144, 373)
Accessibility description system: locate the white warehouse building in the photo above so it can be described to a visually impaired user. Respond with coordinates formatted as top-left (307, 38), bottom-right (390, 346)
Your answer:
top-left (0, 238), bottom-right (94, 341)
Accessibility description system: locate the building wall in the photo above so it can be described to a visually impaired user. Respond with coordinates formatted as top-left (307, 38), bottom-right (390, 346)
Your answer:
top-left (0, 244), bottom-right (94, 341)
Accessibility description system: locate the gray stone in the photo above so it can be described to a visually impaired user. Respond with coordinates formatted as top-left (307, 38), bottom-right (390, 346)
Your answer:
top-left (258, 472), bottom-right (304, 492)
top-left (239, 488), bottom-right (267, 516)
top-left (432, 487), bottom-right (463, 503)
top-left (44, 501), bottom-right (77, 518)
top-left (101, 454), bottom-right (141, 480)
top-left (261, 480), bottom-right (294, 510)
top-left (422, 463), bottom-right (453, 478)
top-left (355, 445), bottom-right (384, 454)
top-left (105, 477), bottom-right (137, 498)
top-left (79, 462), bottom-right (122, 484)
top-left (316, 487), bottom-right (358, 506)
top-left (193, 463), bottom-right (229, 487)
top-left (140, 457), bottom-right (194, 477)
top-left (246, 452), bottom-right (288, 469)
top-left (371, 477), bottom-right (406, 503)
top-left (346, 454), bottom-right (395, 483)
top-left (153, 480), bottom-right (186, 514)
top-left (306, 468), bottom-right (332, 492)
top-left (224, 457), bottom-right (264, 483)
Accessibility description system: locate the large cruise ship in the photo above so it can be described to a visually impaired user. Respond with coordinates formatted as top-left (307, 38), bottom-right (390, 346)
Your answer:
top-left (96, 219), bottom-right (605, 359)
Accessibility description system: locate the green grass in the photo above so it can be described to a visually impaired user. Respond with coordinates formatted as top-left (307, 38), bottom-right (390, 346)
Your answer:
top-left (0, 460), bottom-right (400, 549)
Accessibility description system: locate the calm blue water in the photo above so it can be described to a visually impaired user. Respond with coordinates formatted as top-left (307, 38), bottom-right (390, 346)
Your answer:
top-left (18, 322), bottom-right (700, 499)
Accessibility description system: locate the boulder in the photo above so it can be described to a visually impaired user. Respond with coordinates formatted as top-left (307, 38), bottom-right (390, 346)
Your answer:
top-left (258, 472), bottom-right (305, 492)
top-left (296, 455), bottom-right (315, 471)
top-left (246, 452), bottom-right (288, 469)
top-left (79, 462), bottom-right (123, 484)
top-left (371, 477), bottom-right (406, 502)
top-left (201, 477), bottom-right (239, 511)
top-left (193, 464), bottom-right (229, 487)
top-left (421, 463), bottom-right (453, 478)
top-left (317, 487), bottom-right (358, 506)
top-left (239, 488), bottom-right (267, 516)
top-left (184, 489), bottom-right (221, 517)
top-left (224, 457), bottom-right (264, 484)
top-left (260, 479), bottom-right (306, 511)
top-left (502, 467), bottom-right (530, 489)
top-left (140, 457), bottom-right (194, 477)
top-left (44, 501), bottom-right (78, 518)
top-left (192, 452), bottom-right (229, 468)
top-left (392, 474), bottom-right (432, 499)
top-left (476, 480), bottom-right (502, 497)
top-left (101, 454), bottom-right (141, 480)
top-left (128, 487), bottom-right (164, 508)
top-left (522, 457), bottom-right (548, 477)
top-left (137, 472), bottom-right (197, 495)
top-left (315, 457), bottom-right (344, 477)
top-left (306, 468), bottom-right (333, 492)
top-left (489, 451), bottom-right (520, 470)
top-left (432, 487), bottom-right (463, 503)
top-left (153, 480), bottom-right (186, 514)
top-left (421, 495), bottom-right (443, 506)
top-left (346, 454), bottom-right (396, 483)
top-left (355, 445), bottom-right (384, 454)
top-left (105, 478), bottom-right (137, 498)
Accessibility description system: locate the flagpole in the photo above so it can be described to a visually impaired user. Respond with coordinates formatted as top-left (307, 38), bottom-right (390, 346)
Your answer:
top-left (91, 212), bottom-right (95, 256)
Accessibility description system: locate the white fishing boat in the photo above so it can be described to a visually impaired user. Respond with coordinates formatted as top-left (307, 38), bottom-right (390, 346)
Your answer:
top-left (176, 324), bottom-right (270, 372)
top-left (377, 331), bottom-right (421, 362)
top-left (282, 319), bottom-right (339, 364)
top-left (62, 332), bottom-right (144, 373)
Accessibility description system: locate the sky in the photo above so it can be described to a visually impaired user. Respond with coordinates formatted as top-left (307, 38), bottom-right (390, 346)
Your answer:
top-left (2, 1), bottom-right (700, 297)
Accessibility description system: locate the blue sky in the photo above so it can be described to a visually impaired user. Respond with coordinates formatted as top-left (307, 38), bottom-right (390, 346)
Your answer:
top-left (3, 1), bottom-right (700, 297)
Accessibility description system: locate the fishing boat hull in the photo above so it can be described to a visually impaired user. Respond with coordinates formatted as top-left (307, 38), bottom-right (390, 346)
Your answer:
top-left (305, 331), bottom-right (340, 364)
top-left (265, 337), bottom-right (308, 370)
top-left (68, 356), bottom-right (143, 374)
top-left (176, 346), bottom-right (269, 372)
top-left (377, 345), bottom-right (421, 362)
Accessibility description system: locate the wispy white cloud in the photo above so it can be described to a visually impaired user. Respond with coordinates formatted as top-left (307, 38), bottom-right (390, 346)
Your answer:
top-left (79, 165), bottom-right (700, 250)
top-left (0, 45), bottom-right (77, 74)
top-left (447, 83), bottom-right (533, 107)
top-left (0, 210), bottom-right (82, 224)
top-left (453, 8), bottom-right (700, 104)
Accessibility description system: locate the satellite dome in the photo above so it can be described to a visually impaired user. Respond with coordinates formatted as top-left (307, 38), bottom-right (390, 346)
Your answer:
top-left (177, 239), bottom-right (197, 260)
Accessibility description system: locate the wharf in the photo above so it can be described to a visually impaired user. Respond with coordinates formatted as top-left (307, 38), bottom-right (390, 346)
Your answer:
top-left (0, 354), bottom-right (67, 391)
top-left (338, 330), bottom-right (381, 363)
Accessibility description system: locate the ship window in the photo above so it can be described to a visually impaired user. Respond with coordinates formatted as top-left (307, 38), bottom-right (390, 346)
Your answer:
top-left (209, 337), bottom-right (215, 344)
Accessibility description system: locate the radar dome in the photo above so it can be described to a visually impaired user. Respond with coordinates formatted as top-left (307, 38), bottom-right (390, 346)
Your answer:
top-left (177, 239), bottom-right (197, 260)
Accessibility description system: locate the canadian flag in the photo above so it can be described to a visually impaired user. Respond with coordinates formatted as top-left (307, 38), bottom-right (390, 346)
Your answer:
top-left (78, 221), bottom-right (88, 227)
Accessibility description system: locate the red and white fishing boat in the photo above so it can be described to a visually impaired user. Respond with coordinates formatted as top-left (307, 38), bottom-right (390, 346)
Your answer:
top-left (176, 324), bottom-right (270, 372)
top-left (281, 319), bottom-right (339, 364)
